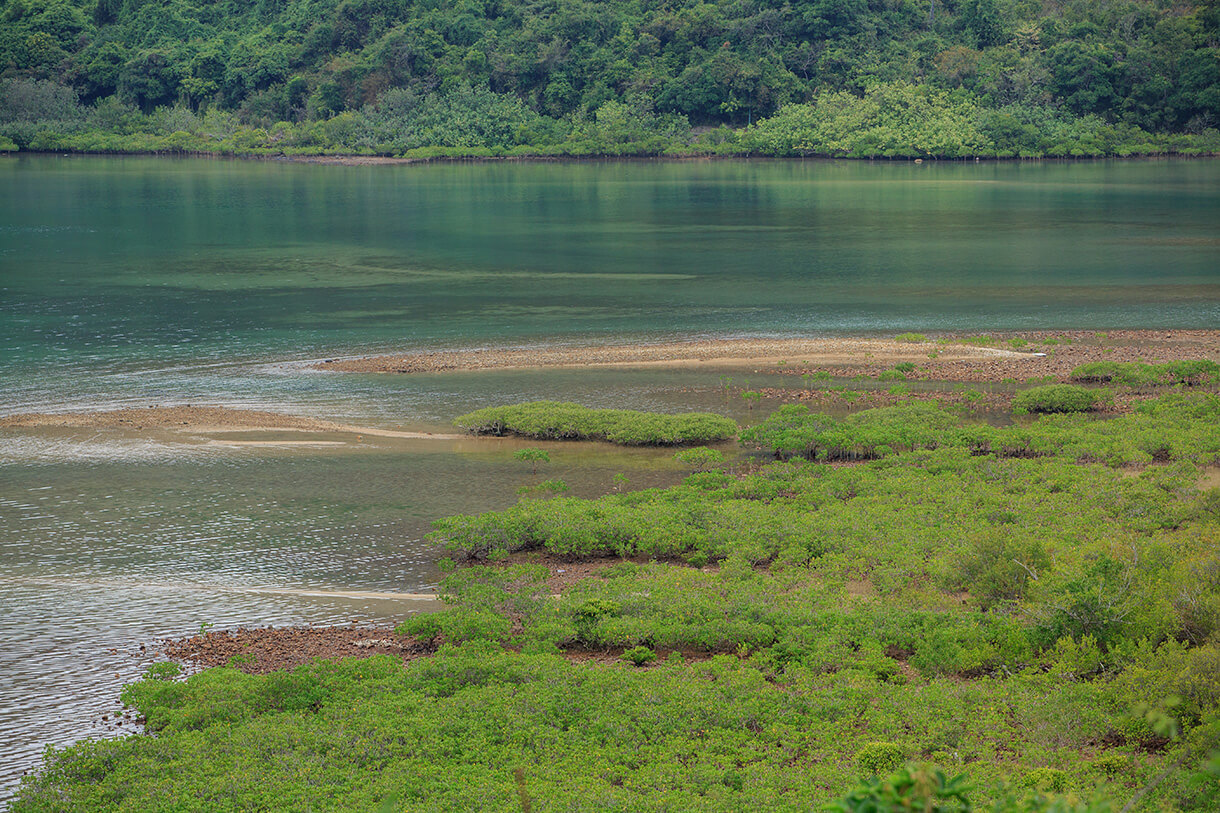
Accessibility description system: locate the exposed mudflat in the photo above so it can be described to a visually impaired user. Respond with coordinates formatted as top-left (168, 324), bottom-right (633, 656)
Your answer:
top-left (0, 406), bottom-right (464, 440)
top-left (162, 625), bottom-right (438, 675)
top-left (313, 337), bottom-right (1019, 374)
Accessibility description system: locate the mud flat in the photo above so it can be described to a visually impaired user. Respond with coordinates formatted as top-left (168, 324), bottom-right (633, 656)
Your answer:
top-left (312, 336), bottom-right (1021, 374)
top-left (0, 406), bottom-right (463, 441)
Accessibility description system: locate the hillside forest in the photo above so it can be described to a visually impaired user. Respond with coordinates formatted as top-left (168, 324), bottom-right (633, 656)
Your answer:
top-left (1, 0), bottom-right (1219, 157)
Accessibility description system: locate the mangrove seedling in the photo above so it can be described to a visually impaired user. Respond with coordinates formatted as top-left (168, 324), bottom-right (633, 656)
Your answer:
top-left (514, 447), bottom-right (550, 474)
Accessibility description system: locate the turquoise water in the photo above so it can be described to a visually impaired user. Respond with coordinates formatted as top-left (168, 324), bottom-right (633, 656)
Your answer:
top-left (2, 156), bottom-right (1218, 416)
top-left (1, 156), bottom-right (1219, 803)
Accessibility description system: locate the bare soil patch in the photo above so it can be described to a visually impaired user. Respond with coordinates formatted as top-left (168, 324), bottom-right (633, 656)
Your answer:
top-left (162, 625), bottom-right (437, 675)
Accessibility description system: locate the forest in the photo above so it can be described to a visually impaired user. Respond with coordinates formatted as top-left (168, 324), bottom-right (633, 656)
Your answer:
top-left (1, 0), bottom-right (1219, 156)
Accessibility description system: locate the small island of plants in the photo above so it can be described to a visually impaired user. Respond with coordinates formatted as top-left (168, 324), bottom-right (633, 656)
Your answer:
top-left (453, 401), bottom-right (738, 446)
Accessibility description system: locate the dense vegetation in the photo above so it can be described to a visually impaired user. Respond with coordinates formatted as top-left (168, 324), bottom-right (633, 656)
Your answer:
top-left (1072, 361), bottom-right (1220, 388)
top-left (2, 0), bottom-right (1219, 157)
top-left (19, 393), bottom-right (1220, 810)
top-left (454, 401), bottom-right (738, 446)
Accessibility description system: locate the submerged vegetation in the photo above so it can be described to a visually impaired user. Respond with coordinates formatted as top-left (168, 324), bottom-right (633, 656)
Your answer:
top-left (1, 0), bottom-right (1219, 158)
top-left (19, 391), bottom-right (1220, 810)
top-left (454, 401), bottom-right (737, 446)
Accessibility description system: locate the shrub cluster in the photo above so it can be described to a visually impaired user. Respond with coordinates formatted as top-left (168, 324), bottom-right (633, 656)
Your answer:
top-left (454, 401), bottom-right (737, 446)
top-left (1011, 385), bottom-right (1100, 415)
top-left (1071, 361), bottom-right (1220, 388)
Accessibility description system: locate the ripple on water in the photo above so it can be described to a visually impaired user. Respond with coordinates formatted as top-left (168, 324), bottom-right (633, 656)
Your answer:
top-left (0, 580), bottom-right (437, 805)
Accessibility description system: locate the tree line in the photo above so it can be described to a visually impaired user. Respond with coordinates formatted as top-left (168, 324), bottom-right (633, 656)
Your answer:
top-left (1, 0), bottom-right (1218, 156)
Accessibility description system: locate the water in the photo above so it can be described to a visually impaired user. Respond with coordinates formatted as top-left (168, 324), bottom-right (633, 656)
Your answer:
top-left (1, 155), bottom-right (1219, 803)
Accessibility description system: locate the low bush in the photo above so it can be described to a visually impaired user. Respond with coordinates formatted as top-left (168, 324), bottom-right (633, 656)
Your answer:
top-left (856, 742), bottom-right (908, 776)
top-left (1071, 361), bottom-right (1220, 387)
top-left (454, 401), bottom-right (737, 445)
top-left (1012, 385), bottom-right (1099, 414)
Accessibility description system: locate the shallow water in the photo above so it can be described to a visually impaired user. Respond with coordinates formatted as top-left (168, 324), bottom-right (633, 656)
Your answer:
top-left (1, 156), bottom-right (1219, 804)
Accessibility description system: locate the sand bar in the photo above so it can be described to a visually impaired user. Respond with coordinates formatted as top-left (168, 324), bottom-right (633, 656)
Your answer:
top-left (313, 337), bottom-right (1020, 374)
top-left (0, 405), bottom-right (463, 439)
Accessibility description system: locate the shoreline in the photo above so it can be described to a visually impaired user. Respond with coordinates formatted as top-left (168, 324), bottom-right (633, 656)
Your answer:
top-left (0, 405), bottom-right (464, 439)
top-left (313, 330), bottom-right (1220, 379)
top-left (312, 336), bottom-right (1023, 374)
top-left (9, 151), bottom-right (1219, 167)
top-left (4, 330), bottom-right (1216, 434)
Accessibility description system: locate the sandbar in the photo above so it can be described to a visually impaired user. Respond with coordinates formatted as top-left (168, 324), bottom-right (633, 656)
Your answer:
top-left (312, 336), bottom-right (1020, 374)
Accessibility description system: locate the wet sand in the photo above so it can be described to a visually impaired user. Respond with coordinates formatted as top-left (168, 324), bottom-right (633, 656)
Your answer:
top-left (0, 406), bottom-right (464, 440)
top-left (313, 336), bottom-right (1021, 374)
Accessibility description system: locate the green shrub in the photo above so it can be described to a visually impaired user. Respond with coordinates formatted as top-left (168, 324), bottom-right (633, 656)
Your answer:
top-left (856, 742), bottom-right (908, 776)
top-left (1071, 360), bottom-right (1220, 387)
top-left (834, 767), bottom-right (970, 812)
top-left (1012, 385), bottom-right (1099, 414)
top-left (673, 446), bottom-right (725, 472)
top-left (454, 401), bottom-right (736, 445)
top-left (622, 646), bottom-right (657, 666)
top-left (895, 333), bottom-right (928, 343)
top-left (1023, 767), bottom-right (1069, 792)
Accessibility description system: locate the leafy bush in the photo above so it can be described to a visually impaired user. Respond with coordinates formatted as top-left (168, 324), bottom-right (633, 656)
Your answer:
top-left (1012, 385), bottom-right (1099, 414)
top-left (622, 646), bottom-right (656, 666)
top-left (1071, 361), bottom-right (1220, 387)
top-left (856, 742), bottom-right (908, 775)
top-left (454, 401), bottom-right (736, 446)
top-left (834, 767), bottom-right (970, 812)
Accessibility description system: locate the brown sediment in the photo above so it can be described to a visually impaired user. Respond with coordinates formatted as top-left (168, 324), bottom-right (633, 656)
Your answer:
top-left (0, 405), bottom-right (464, 439)
top-left (762, 329), bottom-right (1220, 384)
top-left (312, 337), bottom-right (1019, 374)
top-left (162, 625), bottom-right (438, 675)
top-left (0, 406), bottom-right (347, 431)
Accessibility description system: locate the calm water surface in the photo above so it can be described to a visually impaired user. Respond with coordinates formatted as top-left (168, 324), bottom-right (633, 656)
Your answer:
top-left (1, 156), bottom-right (1219, 803)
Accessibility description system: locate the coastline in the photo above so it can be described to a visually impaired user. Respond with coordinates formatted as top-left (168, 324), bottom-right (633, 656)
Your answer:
top-left (0, 406), bottom-right (464, 440)
top-left (7, 150), bottom-right (1219, 167)
top-left (312, 336), bottom-right (1022, 374)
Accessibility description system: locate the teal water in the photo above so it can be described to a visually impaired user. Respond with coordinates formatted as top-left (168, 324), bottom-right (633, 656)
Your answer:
top-left (2, 156), bottom-right (1219, 416)
top-left (1, 156), bottom-right (1219, 803)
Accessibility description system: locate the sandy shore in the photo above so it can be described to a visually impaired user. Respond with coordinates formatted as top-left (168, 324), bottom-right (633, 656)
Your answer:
top-left (313, 337), bottom-right (1020, 374)
top-left (0, 405), bottom-right (464, 440)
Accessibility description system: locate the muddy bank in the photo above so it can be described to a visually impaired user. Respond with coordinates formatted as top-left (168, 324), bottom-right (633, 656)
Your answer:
top-left (0, 405), bottom-right (463, 440)
top-left (767, 330), bottom-right (1220, 384)
top-left (314, 337), bottom-right (1018, 374)
top-left (163, 625), bottom-right (437, 675)
top-left (0, 406), bottom-right (347, 431)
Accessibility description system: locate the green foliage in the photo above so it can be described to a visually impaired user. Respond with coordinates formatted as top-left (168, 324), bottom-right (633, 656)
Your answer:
top-left (1012, 385), bottom-right (1099, 415)
top-left (673, 446), bottom-right (725, 472)
top-left (739, 402), bottom-right (958, 461)
top-left (621, 645), bottom-right (656, 666)
top-left (855, 741), bottom-right (908, 776)
top-left (513, 447), bottom-right (549, 474)
top-left (1071, 361), bottom-right (1220, 388)
top-left (455, 401), bottom-right (737, 446)
top-left (834, 766), bottom-right (970, 812)
top-left (1023, 767), bottom-right (1068, 792)
top-left (2, 0), bottom-right (1218, 158)
top-left (895, 333), bottom-right (928, 343)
